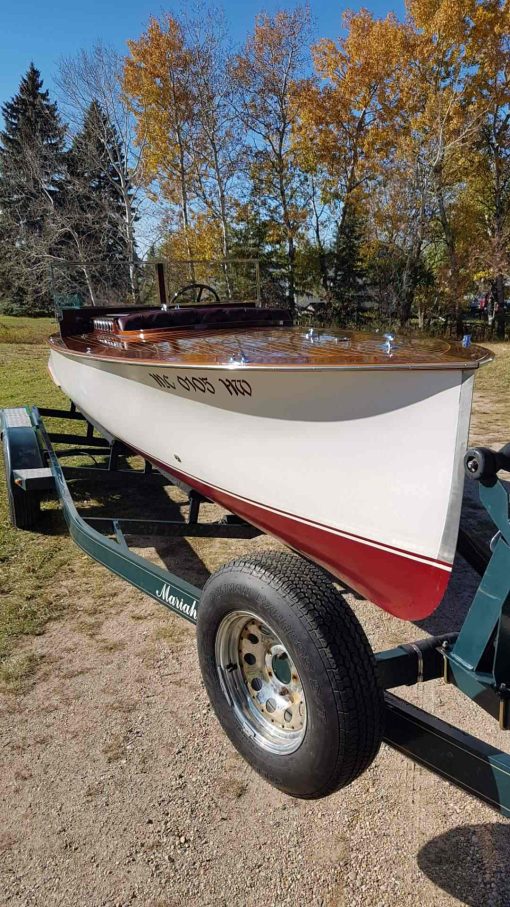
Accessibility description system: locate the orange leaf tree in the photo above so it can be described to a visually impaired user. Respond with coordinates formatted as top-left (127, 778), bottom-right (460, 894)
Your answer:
top-left (294, 10), bottom-right (410, 318)
top-left (124, 16), bottom-right (199, 271)
top-left (230, 8), bottom-right (311, 311)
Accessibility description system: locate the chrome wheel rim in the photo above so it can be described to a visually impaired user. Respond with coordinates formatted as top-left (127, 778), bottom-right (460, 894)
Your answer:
top-left (215, 610), bottom-right (307, 754)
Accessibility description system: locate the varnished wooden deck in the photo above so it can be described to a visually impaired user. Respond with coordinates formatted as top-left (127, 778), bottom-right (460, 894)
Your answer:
top-left (49, 326), bottom-right (492, 370)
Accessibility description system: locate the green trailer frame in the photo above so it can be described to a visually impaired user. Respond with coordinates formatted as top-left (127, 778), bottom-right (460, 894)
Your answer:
top-left (3, 403), bottom-right (510, 816)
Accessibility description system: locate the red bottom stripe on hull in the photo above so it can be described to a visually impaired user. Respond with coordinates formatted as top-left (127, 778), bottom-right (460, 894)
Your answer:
top-left (136, 450), bottom-right (451, 621)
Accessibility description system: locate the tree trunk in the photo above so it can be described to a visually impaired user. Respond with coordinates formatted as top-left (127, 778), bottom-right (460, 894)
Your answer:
top-left (178, 169), bottom-right (196, 285)
top-left (174, 107), bottom-right (195, 286)
top-left (399, 279), bottom-right (415, 327)
top-left (310, 180), bottom-right (330, 301)
top-left (82, 265), bottom-right (97, 305)
top-left (399, 243), bottom-right (421, 327)
top-left (219, 213), bottom-right (232, 299)
top-left (435, 177), bottom-right (463, 336)
top-left (287, 234), bottom-right (296, 314)
top-left (495, 273), bottom-right (505, 339)
top-left (211, 140), bottom-right (232, 299)
top-left (119, 171), bottom-right (139, 305)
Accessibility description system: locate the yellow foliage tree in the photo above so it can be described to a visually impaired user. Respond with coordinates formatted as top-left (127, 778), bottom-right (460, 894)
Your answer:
top-left (119, 2), bottom-right (510, 330)
top-left (294, 9), bottom-right (407, 312)
top-left (462, 0), bottom-right (510, 331)
top-left (124, 17), bottom-right (198, 266)
top-left (160, 213), bottom-right (224, 291)
top-left (231, 8), bottom-right (311, 309)
top-left (296, 0), bottom-right (502, 325)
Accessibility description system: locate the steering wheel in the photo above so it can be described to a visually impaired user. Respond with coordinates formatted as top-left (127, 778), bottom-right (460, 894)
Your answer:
top-left (167, 283), bottom-right (221, 308)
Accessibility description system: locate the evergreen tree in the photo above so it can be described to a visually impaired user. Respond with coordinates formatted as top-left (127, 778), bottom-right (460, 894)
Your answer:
top-left (229, 207), bottom-right (286, 304)
top-left (0, 63), bottom-right (66, 313)
top-left (331, 203), bottom-right (367, 322)
top-left (63, 99), bottom-right (135, 304)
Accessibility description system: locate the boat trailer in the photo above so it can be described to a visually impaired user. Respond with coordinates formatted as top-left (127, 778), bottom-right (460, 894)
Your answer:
top-left (3, 402), bottom-right (510, 813)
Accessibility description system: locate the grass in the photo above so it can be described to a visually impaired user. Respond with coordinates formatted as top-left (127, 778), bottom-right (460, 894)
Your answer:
top-left (0, 314), bottom-right (57, 346)
top-left (469, 343), bottom-right (510, 447)
top-left (0, 316), bottom-right (67, 410)
top-left (0, 314), bottom-right (174, 690)
top-left (0, 653), bottom-right (44, 693)
top-left (0, 315), bottom-right (76, 690)
top-left (475, 343), bottom-right (510, 398)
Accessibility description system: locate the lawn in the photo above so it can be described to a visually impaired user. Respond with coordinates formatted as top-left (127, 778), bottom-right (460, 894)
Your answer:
top-left (0, 313), bottom-right (58, 346)
top-left (474, 342), bottom-right (510, 400)
top-left (0, 315), bottom-right (75, 689)
top-left (0, 314), bottom-right (173, 691)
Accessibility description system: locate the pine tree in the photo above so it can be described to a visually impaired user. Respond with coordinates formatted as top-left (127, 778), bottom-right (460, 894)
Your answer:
top-left (64, 99), bottom-right (135, 303)
top-left (0, 63), bottom-right (66, 313)
top-left (331, 203), bottom-right (366, 322)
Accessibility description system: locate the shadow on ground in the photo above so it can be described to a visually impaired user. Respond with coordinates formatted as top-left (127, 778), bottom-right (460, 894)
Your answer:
top-left (34, 452), bottom-right (502, 633)
top-left (36, 465), bottom-right (213, 589)
top-left (418, 823), bottom-right (510, 906)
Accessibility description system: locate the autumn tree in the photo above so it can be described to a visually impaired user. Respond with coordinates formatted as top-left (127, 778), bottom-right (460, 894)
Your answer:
top-left (371, 162), bottom-right (434, 324)
top-left (124, 16), bottom-right (198, 276)
top-left (183, 11), bottom-right (244, 283)
top-left (101, 2), bottom-right (510, 330)
top-left (461, 0), bottom-right (510, 336)
top-left (354, 0), bottom-right (496, 330)
top-left (231, 8), bottom-right (311, 310)
top-left (295, 11), bottom-right (408, 316)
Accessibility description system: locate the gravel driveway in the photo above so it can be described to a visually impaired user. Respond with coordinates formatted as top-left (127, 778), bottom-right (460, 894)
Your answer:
top-left (1, 409), bottom-right (509, 907)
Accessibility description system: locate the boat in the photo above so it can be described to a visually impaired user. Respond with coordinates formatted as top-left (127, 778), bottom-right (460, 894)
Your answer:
top-left (48, 299), bottom-right (492, 621)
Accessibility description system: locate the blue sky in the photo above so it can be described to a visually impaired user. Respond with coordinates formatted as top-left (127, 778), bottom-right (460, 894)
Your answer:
top-left (1, 0), bottom-right (404, 106)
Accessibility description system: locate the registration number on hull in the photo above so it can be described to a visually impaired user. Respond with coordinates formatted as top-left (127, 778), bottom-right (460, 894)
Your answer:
top-left (148, 372), bottom-right (253, 398)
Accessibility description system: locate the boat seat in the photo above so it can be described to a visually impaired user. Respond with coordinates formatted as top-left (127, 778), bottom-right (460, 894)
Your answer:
top-left (111, 306), bottom-right (292, 333)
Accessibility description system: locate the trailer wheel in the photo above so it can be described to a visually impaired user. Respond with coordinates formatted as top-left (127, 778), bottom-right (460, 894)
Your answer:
top-left (2, 431), bottom-right (40, 529)
top-left (197, 551), bottom-right (383, 799)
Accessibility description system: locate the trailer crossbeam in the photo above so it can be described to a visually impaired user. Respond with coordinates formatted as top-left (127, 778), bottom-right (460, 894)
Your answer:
top-left (85, 516), bottom-right (262, 539)
top-left (47, 432), bottom-right (114, 447)
top-left (383, 692), bottom-right (510, 818)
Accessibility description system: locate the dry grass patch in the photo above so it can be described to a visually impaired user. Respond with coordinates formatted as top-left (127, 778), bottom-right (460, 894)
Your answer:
top-left (471, 343), bottom-right (510, 445)
top-left (0, 315), bottom-right (57, 346)
top-left (98, 638), bottom-right (127, 653)
top-left (0, 651), bottom-right (44, 693)
top-left (224, 778), bottom-right (249, 800)
top-left (103, 731), bottom-right (129, 763)
top-left (152, 622), bottom-right (189, 645)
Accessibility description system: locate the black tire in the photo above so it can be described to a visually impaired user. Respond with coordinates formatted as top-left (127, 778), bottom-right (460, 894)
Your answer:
top-left (2, 431), bottom-right (40, 529)
top-left (197, 551), bottom-right (384, 799)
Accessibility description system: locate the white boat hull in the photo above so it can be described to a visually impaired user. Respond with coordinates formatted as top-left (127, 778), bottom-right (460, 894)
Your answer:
top-left (49, 347), bottom-right (474, 620)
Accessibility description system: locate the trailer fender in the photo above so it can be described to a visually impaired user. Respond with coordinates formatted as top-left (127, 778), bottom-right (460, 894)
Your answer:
top-left (1, 408), bottom-right (44, 528)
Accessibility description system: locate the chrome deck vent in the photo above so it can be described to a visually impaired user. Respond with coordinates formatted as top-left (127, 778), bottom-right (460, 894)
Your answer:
top-left (93, 317), bottom-right (116, 333)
